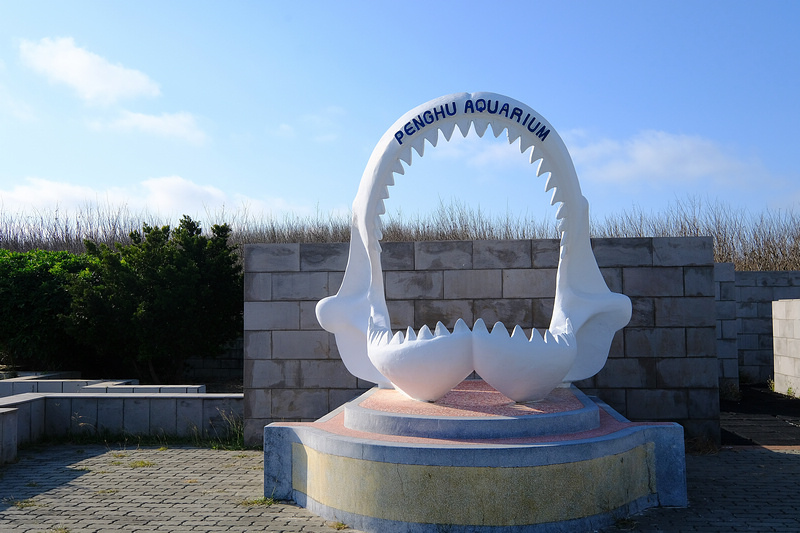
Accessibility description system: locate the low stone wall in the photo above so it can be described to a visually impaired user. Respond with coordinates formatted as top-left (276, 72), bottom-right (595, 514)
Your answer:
top-left (244, 237), bottom-right (719, 445)
top-left (772, 299), bottom-right (800, 396)
top-left (0, 391), bottom-right (242, 465)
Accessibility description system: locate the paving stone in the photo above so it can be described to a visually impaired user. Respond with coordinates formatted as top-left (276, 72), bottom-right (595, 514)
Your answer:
top-left (4, 444), bottom-right (799, 533)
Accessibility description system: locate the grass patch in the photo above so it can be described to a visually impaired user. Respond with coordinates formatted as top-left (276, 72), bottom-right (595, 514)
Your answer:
top-left (329, 522), bottom-right (348, 530)
top-left (238, 496), bottom-right (275, 507)
top-left (5, 497), bottom-right (37, 508)
top-left (128, 460), bottom-right (155, 468)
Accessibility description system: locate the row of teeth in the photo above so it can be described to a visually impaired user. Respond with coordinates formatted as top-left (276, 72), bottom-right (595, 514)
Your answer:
top-left (369, 120), bottom-right (572, 244)
top-left (368, 317), bottom-right (573, 347)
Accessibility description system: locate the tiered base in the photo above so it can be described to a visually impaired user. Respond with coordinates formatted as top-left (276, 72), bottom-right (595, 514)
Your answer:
top-left (264, 381), bottom-right (687, 532)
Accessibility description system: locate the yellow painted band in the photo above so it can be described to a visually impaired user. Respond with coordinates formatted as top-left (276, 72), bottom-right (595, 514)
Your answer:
top-left (292, 443), bottom-right (655, 526)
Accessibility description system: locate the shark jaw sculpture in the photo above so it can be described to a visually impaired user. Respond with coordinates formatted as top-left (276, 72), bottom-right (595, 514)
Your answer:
top-left (316, 92), bottom-right (632, 403)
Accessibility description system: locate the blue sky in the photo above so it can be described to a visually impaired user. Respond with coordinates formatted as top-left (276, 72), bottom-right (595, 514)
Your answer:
top-left (1, 1), bottom-right (799, 226)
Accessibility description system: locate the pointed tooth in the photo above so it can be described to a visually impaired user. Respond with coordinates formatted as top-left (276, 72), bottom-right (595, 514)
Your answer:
top-left (377, 200), bottom-right (386, 215)
top-left (489, 321), bottom-right (510, 338)
top-left (511, 325), bottom-right (526, 338)
top-left (418, 324), bottom-right (433, 340)
top-left (529, 328), bottom-right (545, 343)
top-left (453, 318), bottom-right (469, 334)
top-left (379, 184), bottom-right (390, 199)
top-left (490, 122), bottom-right (505, 138)
top-left (473, 318), bottom-right (488, 335)
top-left (555, 203), bottom-right (567, 220)
top-left (455, 118), bottom-right (471, 137)
top-left (392, 160), bottom-right (405, 175)
top-left (398, 147), bottom-right (413, 166)
top-left (385, 173), bottom-right (395, 186)
top-left (544, 173), bottom-right (557, 192)
top-left (434, 321), bottom-right (449, 337)
top-left (544, 330), bottom-right (555, 343)
top-left (473, 119), bottom-right (489, 137)
top-left (424, 130), bottom-right (439, 148)
top-left (375, 227), bottom-right (384, 241)
top-left (390, 330), bottom-right (404, 345)
top-left (537, 159), bottom-right (554, 177)
top-left (550, 187), bottom-right (565, 206)
top-left (521, 138), bottom-right (536, 154)
top-left (411, 136), bottom-right (426, 157)
top-left (405, 326), bottom-right (417, 341)
top-left (506, 126), bottom-right (522, 145)
top-left (440, 123), bottom-right (457, 142)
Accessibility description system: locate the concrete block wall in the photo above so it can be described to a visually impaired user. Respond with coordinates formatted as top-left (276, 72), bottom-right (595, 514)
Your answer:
top-left (772, 299), bottom-right (800, 396)
top-left (715, 263), bottom-right (739, 395)
top-left (0, 391), bottom-right (243, 465)
top-left (183, 337), bottom-right (244, 383)
top-left (735, 272), bottom-right (800, 383)
top-left (244, 237), bottom-right (719, 445)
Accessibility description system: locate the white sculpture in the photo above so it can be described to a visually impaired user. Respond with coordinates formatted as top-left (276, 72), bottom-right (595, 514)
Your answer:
top-left (316, 92), bottom-right (631, 402)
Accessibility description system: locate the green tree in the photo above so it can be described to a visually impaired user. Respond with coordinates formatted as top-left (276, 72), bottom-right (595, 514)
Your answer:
top-left (68, 216), bottom-right (243, 383)
top-left (0, 249), bottom-right (95, 370)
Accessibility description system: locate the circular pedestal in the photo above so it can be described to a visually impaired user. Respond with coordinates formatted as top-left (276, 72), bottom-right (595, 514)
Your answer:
top-left (264, 382), bottom-right (687, 533)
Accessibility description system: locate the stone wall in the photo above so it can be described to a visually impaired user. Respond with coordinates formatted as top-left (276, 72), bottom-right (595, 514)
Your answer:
top-left (244, 237), bottom-right (719, 445)
top-left (772, 299), bottom-right (800, 396)
top-left (734, 272), bottom-right (800, 383)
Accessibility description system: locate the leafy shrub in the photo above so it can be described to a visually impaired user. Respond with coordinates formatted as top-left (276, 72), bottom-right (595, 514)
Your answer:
top-left (0, 216), bottom-right (242, 383)
top-left (0, 249), bottom-right (95, 370)
top-left (67, 216), bottom-right (243, 383)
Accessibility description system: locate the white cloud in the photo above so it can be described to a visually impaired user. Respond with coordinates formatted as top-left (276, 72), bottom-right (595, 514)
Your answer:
top-left (19, 37), bottom-right (160, 105)
top-left (0, 176), bottom-right (317, 221)
top-left (564, 130), bottom-right (763, 188)
top-left (92, 110), bottom-right (208, 144)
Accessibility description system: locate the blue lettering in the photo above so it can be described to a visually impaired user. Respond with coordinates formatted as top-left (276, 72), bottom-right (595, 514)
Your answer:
top-left (536, 126), bottom-right (550, 141)
top-left (499, 103), bottom-right (510, 118)
top-left (475, 99), bottom-right (486, 112)
top-left (412, 115), bottom-right (425, 131)
top-left (464, 100), bottom-right (475, 113)
top-left (510, 107), bottom-right (522, 122)
top-left (434, 105), bottom-right (446, 120)
top-left (522, 113), bottom-right (531, 126)
top-left (445, 102), bottom-right (457, 116)
top-left (487, 99), bottom-right (498, 114)
top-left (423, 110), bottom-right (434, 124)
top-left (527, 120), bottom-right (540, 133)
top-left (395, 131), bottom-right (404, 145)
top-left (404, 122), bottom-right (415, 135)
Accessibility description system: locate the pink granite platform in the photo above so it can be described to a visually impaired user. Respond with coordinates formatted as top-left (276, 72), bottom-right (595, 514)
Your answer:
top-left (361, 379), bottom-right (582, 417)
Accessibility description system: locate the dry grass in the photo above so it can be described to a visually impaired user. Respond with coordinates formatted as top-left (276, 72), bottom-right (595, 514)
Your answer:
top-left (1, 197), bottom-right (798, 271)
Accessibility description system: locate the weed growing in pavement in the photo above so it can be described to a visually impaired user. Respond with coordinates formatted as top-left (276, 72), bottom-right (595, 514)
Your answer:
top-left (238, 496), bottom-right (275, 507)
top-left (127, 460), bottom-right (155, 468)
top-left (4, 497), bottom-right (37, 508)
top-left (329, 521), bottom-right (349, 530)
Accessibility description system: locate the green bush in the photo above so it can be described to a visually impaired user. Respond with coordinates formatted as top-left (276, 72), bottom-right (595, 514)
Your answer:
top-left (0, 249), bottom-right (96, 370)
top-left (67, 216), bottom-right (243, 383)
top-left (0, 216), bottom-right (242, 383)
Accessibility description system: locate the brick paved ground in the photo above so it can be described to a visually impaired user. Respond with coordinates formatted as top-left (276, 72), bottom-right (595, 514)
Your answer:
top-left (0, 444), bottom-right (363, 533)
top-left (2, 444), bottom-right (800, 532)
